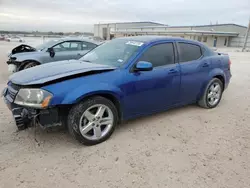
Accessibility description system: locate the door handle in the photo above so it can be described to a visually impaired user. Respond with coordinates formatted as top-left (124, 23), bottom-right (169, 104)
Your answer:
top-left (77, 53), bottom-right (84, 56)
top-left (202, 63), bottom-right (209, 67)
top-left (169, 69), bottom-right (178, 74)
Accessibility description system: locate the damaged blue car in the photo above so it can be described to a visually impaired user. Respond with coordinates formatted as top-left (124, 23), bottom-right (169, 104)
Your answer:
top-left (2, 36), bottom-right (231, 145)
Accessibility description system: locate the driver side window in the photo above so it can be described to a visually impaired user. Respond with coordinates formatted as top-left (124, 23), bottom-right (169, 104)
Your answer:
top-left (53, 41), bottom-right (82, 52)
top-left (53, 42), bottom-right (71, 52)
top-left (138, 43), bottom-right (175, 67)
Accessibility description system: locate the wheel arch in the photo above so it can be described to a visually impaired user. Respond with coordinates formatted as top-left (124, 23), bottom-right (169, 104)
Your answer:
top-left (83, 93), bottom-right (123, 122)
top-left (59, 88), bottom-right (124, 121)
top-left (18, 59), bottom-right (41, 71)
top-left (197, 69), bottom-right (226, 101)
top-left (213, 75), bottom-right (225, 90)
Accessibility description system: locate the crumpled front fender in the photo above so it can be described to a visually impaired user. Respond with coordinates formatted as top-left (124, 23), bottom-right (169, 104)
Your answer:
top-left (45, 80), bottom-right (124, 106)
top-left (61, 83), bottom-right (124, 104)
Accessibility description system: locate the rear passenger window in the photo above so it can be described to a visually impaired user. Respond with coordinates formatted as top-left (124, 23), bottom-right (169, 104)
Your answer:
top-left (139, 43), bottom-right (175, 67)
top-left (178, 43), bottom-right (202, 62)
top-left (82, 42), bottom-right (97, 51)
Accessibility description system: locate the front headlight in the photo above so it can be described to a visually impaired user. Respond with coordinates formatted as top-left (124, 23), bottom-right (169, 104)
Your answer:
top-left (14, 88), bottom-right (53, 109)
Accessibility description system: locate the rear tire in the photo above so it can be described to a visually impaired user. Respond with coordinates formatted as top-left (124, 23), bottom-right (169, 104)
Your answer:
top-left (198, 78), bottom-right (223, 109)
top-left (67, 96), bottom-right (118, 146)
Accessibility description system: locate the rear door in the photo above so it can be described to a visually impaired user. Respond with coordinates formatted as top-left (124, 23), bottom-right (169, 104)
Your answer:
top-left (177, 42), bottom-right (211, 103)
top-left (69, 41), bottom-right (85, 59)
top-left (53, 41), bottom-right (83, 61)
top-left (76, 41), bottom-right (98, 59)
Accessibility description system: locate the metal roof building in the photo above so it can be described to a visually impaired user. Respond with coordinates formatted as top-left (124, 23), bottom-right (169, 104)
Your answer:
top-left (94, 22), bottom-right (247, 47)
top-left (94, 22), bottom-right (166, 40)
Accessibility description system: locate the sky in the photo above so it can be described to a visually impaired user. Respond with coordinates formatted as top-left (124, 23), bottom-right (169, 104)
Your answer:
top-left (0, 0), bottom-right (249, 32)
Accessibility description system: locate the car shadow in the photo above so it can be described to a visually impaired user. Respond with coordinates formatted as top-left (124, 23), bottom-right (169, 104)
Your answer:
top-left (16, 125), bottom-right (80, 148)
top-left (18, 104), bottom-right (199, 148)
top-left (114, 104), bottom-right (199, 134)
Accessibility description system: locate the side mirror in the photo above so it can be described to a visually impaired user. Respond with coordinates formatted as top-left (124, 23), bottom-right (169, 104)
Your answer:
top-left (135, 61), bottom-right (153, 72)
top-left (47, 47), bottom-right (55, 57)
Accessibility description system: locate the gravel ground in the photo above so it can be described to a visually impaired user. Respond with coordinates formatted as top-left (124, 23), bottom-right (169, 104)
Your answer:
top-left (0, 41), bottom-right (250, 188)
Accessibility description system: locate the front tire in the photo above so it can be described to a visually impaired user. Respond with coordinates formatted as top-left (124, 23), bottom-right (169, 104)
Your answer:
top-left (22, 61), bottom-right (38, 70)
top-left (198, 78), bottom-right (223, 108)
top-left (68, 96), bottom-right (118, 145)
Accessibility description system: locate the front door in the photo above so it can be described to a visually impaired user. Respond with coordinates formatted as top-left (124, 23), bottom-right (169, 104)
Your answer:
top-left (42, 41), bottom-right (90, 63)
top-left (122, 42), bottom-right (181, 118)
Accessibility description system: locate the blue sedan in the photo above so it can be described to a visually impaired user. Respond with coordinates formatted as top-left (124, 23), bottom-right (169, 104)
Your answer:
top-left (2, 36), bottom-right (232, 145)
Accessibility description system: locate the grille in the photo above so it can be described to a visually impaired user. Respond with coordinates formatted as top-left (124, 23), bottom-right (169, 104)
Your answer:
top-left (13, 115), bottom-right (24, 126)
top-left (8, 82), bottom-right (21, 90)
top-left (6, 82), bottom-right (20, 103)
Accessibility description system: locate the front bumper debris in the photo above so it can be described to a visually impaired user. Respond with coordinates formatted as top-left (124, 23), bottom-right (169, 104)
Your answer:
top-left (6, 59), bottom-right (19, 65)
top-left (8, 64), bottom-right (17, 73)
top-left (6, 59), bottom-right (21, 74)
top-left (2, 83), bottom-right (63, 130)
top-left (3, 94), bottom-right (37, 129)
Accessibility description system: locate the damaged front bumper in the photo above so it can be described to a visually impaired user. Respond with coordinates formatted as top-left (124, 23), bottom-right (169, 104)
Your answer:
top-left (2, 84), bottom-right (64, 130)
top-left (7, 64), bottom-right (17, 74)
top-left (6, 59), bottom-right (21, 74)
top-left (6, 58), bottom-right (20, 65)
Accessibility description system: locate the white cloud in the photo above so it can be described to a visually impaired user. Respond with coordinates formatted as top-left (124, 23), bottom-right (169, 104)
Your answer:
top-left (0, 0), bottom-right (249, 32)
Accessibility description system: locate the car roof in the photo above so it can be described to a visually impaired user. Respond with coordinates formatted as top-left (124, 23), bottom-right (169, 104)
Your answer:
top-left (57, 37), bottom-right (101, 45)
top-left (116, 36), bottom-right (202, 45)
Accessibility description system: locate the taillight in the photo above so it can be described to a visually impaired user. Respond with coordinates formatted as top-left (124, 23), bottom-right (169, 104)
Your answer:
top-left (228, 59), bottom-right (231, 69)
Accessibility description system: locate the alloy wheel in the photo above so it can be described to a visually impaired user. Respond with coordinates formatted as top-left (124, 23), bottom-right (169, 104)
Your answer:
top-left (79, 104), bottom-right (114, 141)
top-left (207, 82), bottom-right (222, 106)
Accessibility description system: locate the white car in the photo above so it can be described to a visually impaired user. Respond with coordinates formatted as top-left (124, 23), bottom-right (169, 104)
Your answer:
top-left (6, 36), bottom-right (25, 42)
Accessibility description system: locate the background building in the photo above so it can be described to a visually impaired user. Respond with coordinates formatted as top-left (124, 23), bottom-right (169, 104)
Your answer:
top-left (94, 22), bottom-right (165, 40)
top-left (94, 22), bottom-right (249, 48)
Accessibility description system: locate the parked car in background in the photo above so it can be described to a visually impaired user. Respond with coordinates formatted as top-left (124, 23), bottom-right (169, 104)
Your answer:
top-left (7, 38), bottom-right (100, 73)
top-left (88, 36), bottom-right (104, 42)
top-left (6, 36), bottom-right (25, 42)
top-left (0, 35), bottom-right (6, 41)
top-left (2, 36), bottom-right (231, 145)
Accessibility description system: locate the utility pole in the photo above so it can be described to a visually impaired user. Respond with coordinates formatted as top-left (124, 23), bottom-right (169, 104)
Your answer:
top-left (242, 19), bottom-right (250, 52)
top-left (98, 22), bottom-right (100, 37)
top-left (107, 24), bottom-right (110, 40)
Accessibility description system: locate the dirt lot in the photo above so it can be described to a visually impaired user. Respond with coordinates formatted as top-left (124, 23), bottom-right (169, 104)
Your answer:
top-left (0, 41), bottom-right (250, 188)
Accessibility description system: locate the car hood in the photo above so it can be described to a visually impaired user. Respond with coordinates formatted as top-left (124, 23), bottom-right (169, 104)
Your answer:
top-left (10, 51), bottom-right (42, 58)
top-left (8, 44), bottom-right (38, 57)
top-left (9, 60), bottom-right (116, 85)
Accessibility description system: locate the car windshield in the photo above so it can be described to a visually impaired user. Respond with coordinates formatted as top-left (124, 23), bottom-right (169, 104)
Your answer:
top-left (80, 39), bottom-right (143, 67)
top-left (35, 39), bottom-right (61, 51)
